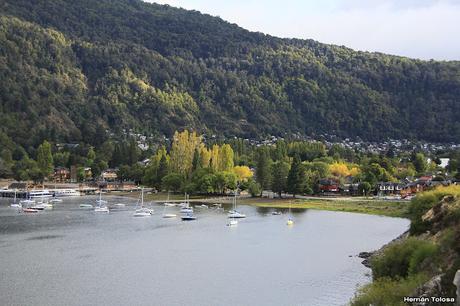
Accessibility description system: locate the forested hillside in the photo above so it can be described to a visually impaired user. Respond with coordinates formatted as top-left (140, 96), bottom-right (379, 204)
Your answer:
top-left (1, 0), bottom-right (460, 153)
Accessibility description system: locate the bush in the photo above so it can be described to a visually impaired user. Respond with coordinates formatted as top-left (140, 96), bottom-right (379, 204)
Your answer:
top-left (351, 274), bottom-right (429, 306)
top-left (408, 185), bottom-right (460, 234)
top-left (248, 180), bottom-right (261, 197)
top-left (372, 238), bottom-right (437, 279)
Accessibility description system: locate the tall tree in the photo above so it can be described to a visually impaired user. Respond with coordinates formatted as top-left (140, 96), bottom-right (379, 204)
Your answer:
top-left (287, 154), bottom-right (306, 197)
top-left (170, 130), bottom-right (201, 176)
top-left (36, 140), bottom-right (53, 178)
top-left (271, 161), bottom-right (290, 198)
top-left (255, 146), bottom-right (272, 195)
top-left (218, 144), bottom-right (234, 171)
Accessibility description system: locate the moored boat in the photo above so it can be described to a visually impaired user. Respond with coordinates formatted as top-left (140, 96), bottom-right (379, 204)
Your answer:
top-left (181, 213), bottom-right (196, 221)
top-left (22, 208), bottom-right (39, 213)
top-left (133, 188), bottom-right (153, 217)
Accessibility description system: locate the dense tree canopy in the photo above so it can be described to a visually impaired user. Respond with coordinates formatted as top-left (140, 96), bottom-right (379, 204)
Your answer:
top-left (0, 0), bottom-right (459, 156)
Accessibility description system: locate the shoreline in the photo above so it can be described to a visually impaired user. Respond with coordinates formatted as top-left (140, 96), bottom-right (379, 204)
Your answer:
top-left (111, 191), bottom-right (409, 218)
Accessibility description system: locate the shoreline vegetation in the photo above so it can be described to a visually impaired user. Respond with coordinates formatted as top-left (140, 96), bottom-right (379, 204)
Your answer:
top-left (351, 185), bottom-right (460, 305)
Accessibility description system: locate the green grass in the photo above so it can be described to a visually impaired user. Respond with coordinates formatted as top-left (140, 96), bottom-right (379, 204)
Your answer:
top-left (241, 197), bottom-right (409, 217)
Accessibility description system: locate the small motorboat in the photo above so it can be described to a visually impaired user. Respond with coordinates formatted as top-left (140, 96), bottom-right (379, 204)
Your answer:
top-left (22, 208), bottom-right (39, 213)
top-left (133, 208), bottom-right (153, 217)
top-left (272, 211), bottom-right (282, 215)
top-left (49, 198), bottom-right (63, 203)
top-left (30, 204), bottom-right (45, 211)
top-left (112, 203), bottom-right (126, 208)
top-left (94, 206), bottom-right (109, 213)
top-left (181, 213), bottom-right (196, 221)
top-left (162, 213), bottom-right (177, 218)
top-left (164, 202), bottom-right (176, 207)
top-left (80, 203), bottom-right (93, 209)
top-left (199, 204), bottom-right (208, 209)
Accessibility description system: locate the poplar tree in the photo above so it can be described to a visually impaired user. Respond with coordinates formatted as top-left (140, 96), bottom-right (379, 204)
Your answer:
top-left (37, 140), bottom-right (53, 178)
top-left (218, 144), bottom-right (234, 171)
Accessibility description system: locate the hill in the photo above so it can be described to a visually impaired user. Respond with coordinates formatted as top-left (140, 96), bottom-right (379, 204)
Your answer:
top-left (1, 0), bottom-right (460, 151)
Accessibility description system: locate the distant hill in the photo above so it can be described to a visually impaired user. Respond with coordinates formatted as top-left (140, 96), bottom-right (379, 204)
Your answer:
top-left (1, 0), bottom-right (459, 150)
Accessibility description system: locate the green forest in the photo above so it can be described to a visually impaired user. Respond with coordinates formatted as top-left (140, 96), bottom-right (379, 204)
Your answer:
top-left (0, 0), bottom-right (459, 158)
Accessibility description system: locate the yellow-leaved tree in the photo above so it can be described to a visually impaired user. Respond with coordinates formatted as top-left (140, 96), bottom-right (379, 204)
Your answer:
top-left (169, 130), bottom-right (202, 176)
top-left (233, 166), bottom-right (253, 182)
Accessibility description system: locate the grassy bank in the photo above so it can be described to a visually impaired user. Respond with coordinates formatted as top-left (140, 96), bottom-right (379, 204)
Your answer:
top-left (240, 197), bottom-right (409, 218)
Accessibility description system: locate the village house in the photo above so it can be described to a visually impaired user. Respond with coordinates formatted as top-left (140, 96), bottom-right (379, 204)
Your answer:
top-left (101, 168), bottom-right (118, 181)
top-left (375, 182), bottom-right (404, 196)
top-left (97, 181), bottom-right (138, 192)
top-left (54, 167), bottom-right (71, 183)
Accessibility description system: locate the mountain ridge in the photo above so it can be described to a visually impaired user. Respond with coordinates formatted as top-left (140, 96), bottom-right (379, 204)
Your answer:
top-left (0, 0), bottom-right (459, 151)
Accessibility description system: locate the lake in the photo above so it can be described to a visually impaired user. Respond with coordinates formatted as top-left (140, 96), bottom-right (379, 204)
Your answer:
top-left (0, 196), bottom-right (409, 306)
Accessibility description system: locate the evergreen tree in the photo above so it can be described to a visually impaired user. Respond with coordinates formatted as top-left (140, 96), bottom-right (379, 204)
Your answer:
top-left (192, 148), bottom-right (201, 172)
top-left (157, 154), bottom-right (169, 188)
top-left (255, 146), bottom-right (272, 195)
top-left (287, 154), bottom-right (305, 197)
top-left (271, 161), bottom-right (290, 198)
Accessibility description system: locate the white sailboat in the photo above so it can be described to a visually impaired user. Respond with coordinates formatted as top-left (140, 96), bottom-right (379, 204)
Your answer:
top-left (164, 192), bottom-right (175, 207)
top-left (179, 193), bottom-right (193, 213)
top-left (162, 201), bottom-right (177, 218)
top-left (287, 201), bottom-right (294, 226)
top-left (180, 193), bottom-right (196, 220)
top-left (10, 189), bottom-right (22, 209)
top-left (96, 191), bottom-right (108, 205)
top-left (227, 193), bottom-right (239, 226)
top-left (227, 192), bottom-right (246, 219)
top-left (133, 188), bottom-right (153, 217)
top-left (94, 191), bottom-right (109, 213)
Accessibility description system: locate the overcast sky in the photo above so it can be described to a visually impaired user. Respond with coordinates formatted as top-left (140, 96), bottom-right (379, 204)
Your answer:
top-left (147, 0), bottom-right (460, 61)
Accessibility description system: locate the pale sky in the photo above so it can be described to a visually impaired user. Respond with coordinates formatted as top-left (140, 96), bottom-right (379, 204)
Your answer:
top-left (146, 0), bottom-right (460, 61)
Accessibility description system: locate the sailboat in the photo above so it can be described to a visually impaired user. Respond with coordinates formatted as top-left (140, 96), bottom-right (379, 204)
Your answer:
top-left (133, 187), bottom-right (153, 217)
top-left (227, 192), bottom-right (246, 219)
top-left (10, 189), bottom-right (22, 209)
top-left (96, 190), bottom-right (108, 205)
top-left (227, 193), bottom-right (239, 226)
top-left (286, 200), bottom-right (294, 226)
top-left (94, 190), bottom-right (109, 213)
top-left (162, 200), bottom-right (177, 218)
top-left (164, 192), bottom-right (175, 207)
top-left (180, 193), bottom-right (196, 220)
top-left (49, 183), bottom-right (63, 203)
top-left (179, 193), bottom-right (193, 213)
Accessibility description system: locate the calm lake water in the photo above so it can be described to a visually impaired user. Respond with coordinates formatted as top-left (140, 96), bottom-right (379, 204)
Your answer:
top-left (0, 196), bottom-right (409, 306)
